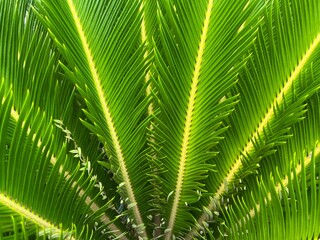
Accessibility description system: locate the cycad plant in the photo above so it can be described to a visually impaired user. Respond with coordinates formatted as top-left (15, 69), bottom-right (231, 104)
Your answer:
top-left (1, 0), bottom-right (320, 239)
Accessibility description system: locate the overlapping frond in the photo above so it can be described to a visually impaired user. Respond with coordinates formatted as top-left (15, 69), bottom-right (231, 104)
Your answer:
top-left (212, 80), bottom-right (320, 239)
top-left (190, 0), bottom-right (320, 237)
top-left (0, 0), bottom-right (126, 238)
top-left (221, 146), bottom-right (320, 239)
top-left (0, 81), bottom-right (117, 239)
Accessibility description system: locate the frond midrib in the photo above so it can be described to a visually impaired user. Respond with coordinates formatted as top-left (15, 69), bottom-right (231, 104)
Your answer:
top-left (0, 193), bottom-right (69, 237)
top-left (141, 12), bottom-right (154, 117)
top-left (66, 0), bottom-right (146, 237)
top-left (189, 31), bottom-right (320, 238)
top-left (166, 0), bottom-right (213, 238)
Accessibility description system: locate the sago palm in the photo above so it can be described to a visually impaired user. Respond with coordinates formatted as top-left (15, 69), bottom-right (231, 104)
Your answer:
top-left (1, 0), bottom-right (320, 239)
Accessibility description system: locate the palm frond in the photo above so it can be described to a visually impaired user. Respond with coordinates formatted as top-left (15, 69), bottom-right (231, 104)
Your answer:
top-left (151, 0), bottom-right (263, 237)
top-left (35, 0), bottom-right (153, 237)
